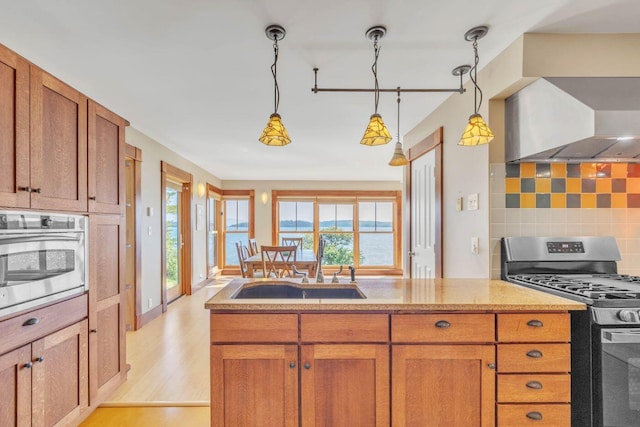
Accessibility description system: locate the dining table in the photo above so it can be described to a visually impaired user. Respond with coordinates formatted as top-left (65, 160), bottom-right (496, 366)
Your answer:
top-left (244, 248), bottom-right (318, 279)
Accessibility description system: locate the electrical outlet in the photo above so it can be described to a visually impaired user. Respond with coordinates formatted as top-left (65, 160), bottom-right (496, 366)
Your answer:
top-left (471, 237), bottom-right (479, 254)
top-left (148, 298), bottom-right (153, 308)
top-left (468, 193), bottom-right (479, 210)
top-left (148, 226), bottom-right (152, 236)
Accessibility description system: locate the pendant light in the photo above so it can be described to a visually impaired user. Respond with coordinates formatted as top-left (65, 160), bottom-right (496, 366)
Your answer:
top-left (389, 87), bottom-right (408, 166)
top-left (458, 26), bottom-right (494, 146)
top-left (360, 26), bottom-right (392, 146)
top-left (259, 25), bottom-right (291, 146)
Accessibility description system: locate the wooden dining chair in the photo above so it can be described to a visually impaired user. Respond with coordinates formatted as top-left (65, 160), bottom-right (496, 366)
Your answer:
top-left (235, 241), bottom-right (249, 278)
top-left (261, 245), bottom-right (297, 278)
top-left (248, 238), bottom-right (259, 257)
top-left (281, 237), bottom-right (303, 253)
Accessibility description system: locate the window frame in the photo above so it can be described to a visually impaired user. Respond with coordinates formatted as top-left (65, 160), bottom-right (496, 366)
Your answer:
top-left (272, 190), bottom-right (402, 275)
top-left (221, 190), bottom-right (255, 274)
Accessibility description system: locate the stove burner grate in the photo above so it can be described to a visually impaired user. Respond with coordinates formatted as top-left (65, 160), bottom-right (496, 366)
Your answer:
top-left (509, 274), bottom-right (640, 301)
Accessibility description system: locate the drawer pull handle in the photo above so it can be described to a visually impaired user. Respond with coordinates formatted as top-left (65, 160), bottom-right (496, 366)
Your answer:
top-left (90, 329), bottom-right (98, 333)
top-left (289, 362), bottom-right (296, 369)
top-left (526, 350), bottom-right (543, 358)
top-left (23, 318), bottom-right (40, 326)
top-left (20, 186), bottom-right (31, 192)
top-left (526, 411), bottom-right (543, 421)
top-left (526, 381), bottom-right (543, 390)
top-left (304, 363), bottom-right (311, 370)
top-left (435, 320), bottom-right (451, 328)
top-left (527, 320), bottom-right (543, 327)
top-left (487, 363), bottom-right (496, 370)
top-left (89, 196), bottom-right (97, 200)
top-left (35, 356), bottom-right (44, 363)
top-left (24, 361), bottom-right (33, 369)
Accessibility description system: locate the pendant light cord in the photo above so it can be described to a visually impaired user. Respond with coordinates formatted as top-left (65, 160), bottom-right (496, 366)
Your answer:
top-left (396, 87), bottom-right (401, 142)
top-left (469, 37), bottom-right (483, 115)
top-left (372, 36), bottom-right (381, 114)
top-left (271, 38), bottom-right (280, 114)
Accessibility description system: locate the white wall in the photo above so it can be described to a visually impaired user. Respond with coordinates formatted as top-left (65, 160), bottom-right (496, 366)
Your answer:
top-left (126, 127), bottom-right (223, 314)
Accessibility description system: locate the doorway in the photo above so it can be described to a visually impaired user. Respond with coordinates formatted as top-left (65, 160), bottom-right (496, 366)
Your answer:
top-left (161, 161), bottom-right (193, 311)
top-left (124, 144), bottom-right (142, 330)
top-left (406, 127), bottom-right (443, 278)
top-left (207, 184), bottom-right (222, 278)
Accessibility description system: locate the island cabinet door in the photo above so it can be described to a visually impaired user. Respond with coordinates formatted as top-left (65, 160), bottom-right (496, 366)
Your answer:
top-left (300, 344), bottom-right (390, 427)
top-left (210, 344), bottom-right (298, 427)
top-left (392, 345), bottom-right (495, 427)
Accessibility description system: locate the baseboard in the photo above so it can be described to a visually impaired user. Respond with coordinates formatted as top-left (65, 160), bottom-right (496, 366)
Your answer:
top-left (191, 277), bottom-right (214, 294)
top-left (137, 304), bottom-right (163, 328)
top-left (99, 401), bottom-right (210, 408)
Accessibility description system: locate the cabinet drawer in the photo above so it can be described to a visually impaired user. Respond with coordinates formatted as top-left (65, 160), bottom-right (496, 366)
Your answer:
top-left (211, 314), bottom-right (298, 343)
top-left (392, 314), bottom-right (495, 343)
top-left (497, 404), bottom-right (571, 426)
top-left (497, 344), bottom-right (570, 373)
top-left (497, 374), bottom-right (571, 403)
top-left (0, 294), bottom-right (88, 355)
top-left (301, 314), bottom-right (388, 343)
top-left (497, 313), bottom-right (570, 342)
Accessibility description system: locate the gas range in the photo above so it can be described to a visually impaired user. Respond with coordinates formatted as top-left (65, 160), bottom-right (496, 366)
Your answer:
top-left (502, 236), bottom-right (640, 426)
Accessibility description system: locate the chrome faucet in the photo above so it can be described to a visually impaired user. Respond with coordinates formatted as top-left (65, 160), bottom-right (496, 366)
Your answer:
top-left (331, 266), bottom-right (343, 284)
top-left (315, 238), bottom-right (325, 283)
top-left (291, 265), bottom-right (309, 284)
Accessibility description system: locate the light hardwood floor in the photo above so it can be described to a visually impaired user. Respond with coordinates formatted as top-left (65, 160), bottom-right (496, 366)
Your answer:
top-left (80, 278), bottom-right (231, 426)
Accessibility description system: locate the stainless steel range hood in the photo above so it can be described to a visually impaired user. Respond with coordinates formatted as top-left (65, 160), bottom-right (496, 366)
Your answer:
top-left (505, 77), bottom-right (640, 163)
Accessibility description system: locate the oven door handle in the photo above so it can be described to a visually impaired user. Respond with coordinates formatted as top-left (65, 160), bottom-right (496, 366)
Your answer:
top-left (602, 329), bottom-right (640, 344)
top-left (0, 234), bottom-right (81, 245)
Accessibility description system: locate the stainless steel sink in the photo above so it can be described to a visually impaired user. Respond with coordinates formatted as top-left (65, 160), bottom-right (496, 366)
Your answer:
top-left (231, 282), bottom-right (365, 299)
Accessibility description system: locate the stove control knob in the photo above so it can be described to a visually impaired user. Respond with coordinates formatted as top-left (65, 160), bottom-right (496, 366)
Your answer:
top-left (617, 310), bottom-right (640, 323)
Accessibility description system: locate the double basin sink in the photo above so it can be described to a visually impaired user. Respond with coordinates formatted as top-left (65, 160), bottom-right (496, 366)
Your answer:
top-left (232, 281), bottom-right (366, 299)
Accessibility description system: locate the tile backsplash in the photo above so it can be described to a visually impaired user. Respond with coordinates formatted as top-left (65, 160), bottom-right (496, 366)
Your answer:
top-left (490, 163), bottom-right (640, 279)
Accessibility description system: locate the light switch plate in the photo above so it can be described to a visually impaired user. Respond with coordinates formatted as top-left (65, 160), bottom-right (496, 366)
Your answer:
top-left (471, 237), bottom-right (479, 254)
top-left (456, 196), bottom-right (463, 211)
top-left (468, 193), bottom-right (479, 210)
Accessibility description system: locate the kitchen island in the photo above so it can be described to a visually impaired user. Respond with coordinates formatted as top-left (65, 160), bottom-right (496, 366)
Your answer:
top-left (206, 278), bottom-right (585, 427)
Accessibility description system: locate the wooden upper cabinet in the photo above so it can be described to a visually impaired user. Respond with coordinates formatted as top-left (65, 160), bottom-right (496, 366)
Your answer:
top-left (29, 66), bottom-right (88, 212)
top-left (0, 44), bottom-right (30, 208)
top-left (88, 100), bottom-right (126, 214)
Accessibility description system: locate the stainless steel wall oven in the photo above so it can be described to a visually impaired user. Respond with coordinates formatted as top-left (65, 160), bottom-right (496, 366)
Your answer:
top-left (0, 210), bottom-right (88, 317)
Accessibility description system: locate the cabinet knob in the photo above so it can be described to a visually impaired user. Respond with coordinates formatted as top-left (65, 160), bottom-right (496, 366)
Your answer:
top-left (289, 362), bottom-right (296, 369)
top-left (526, 350), bottom-right (543, 358)
top-left (31, 188), bottom-right (41, 193)
top-left (20, 186), bottom-right (31, 192)
top-left (22, 317), bottom-right (40, 326)
top-left (526, 381), bottom-right (543, 390)
top-left (435, 320), bottom-right (451, 328)
top-left (35, 356), bottom-right (44, 363)
top-left (487, 363), bottom-right (496, 370)
top-left (90, 329), bottom-right (98, 333)
top-left (304, 363), bottom-right (311, 370)
top-left (24, 361), bottom-right (33, 369)
top-left (527, 319), bottom-right (543, 327)
top-left (526, 411), bottom-right (543, 421)
top-left (89, 196), bottom-right (97, 200)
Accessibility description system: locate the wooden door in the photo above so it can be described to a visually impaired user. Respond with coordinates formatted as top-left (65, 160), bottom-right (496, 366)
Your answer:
top-left (301, 344), bottom-right (389, 427)
top-left (31, 320), bottom-right (88, 427)
top-left (0, 345), bottom-right (31, 427)
top-left (392, 345), bottom-right (495, 427)
top-left (165, 180), bottom-right (184, 302)
top-left (0, 44), bottom-right (30, 208)
top-left (88, 100), bottom-right (126, 214)
top-left (211, 344), bottom-right (298, 427)
top-left (29, 66), bottom-right (88, 212)
top-left (88, 215), bottom-right (126, 406)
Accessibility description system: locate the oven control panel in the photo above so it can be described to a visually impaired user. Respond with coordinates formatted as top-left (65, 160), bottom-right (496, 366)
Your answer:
top-left (592, 307), bottom-right (640, 325)
top-left (547, 241), bottom-right (585, 253)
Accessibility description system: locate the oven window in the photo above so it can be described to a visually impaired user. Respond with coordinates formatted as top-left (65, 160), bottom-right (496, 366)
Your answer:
top-left (601, 329), bottom-right (640, 426)
top-left (0, 250), bottom-right (75, 285)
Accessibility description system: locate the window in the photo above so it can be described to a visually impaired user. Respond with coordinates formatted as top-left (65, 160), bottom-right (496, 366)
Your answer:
top-left (224, 198), bottom-right (249, 266)
top-left (274, 191), bottom-right (401, 272)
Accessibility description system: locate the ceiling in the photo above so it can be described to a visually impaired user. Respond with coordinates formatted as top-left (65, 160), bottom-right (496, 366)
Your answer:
top-left (0, 0), bottom-right (638, 182)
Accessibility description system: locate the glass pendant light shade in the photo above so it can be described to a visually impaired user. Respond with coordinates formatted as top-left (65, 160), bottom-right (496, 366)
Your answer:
top-left (360, 114), bottom-right (392, 146)
top-left (388, 141), bottom-right (408, 166)
top-left (259, 113), bottom-right (291, 146)
top-left (458, 113), bottom-right (494, 146)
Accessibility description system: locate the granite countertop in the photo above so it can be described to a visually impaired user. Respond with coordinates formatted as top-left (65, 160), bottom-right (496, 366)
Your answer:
top-left (205, 278), bottom-right (586, 312)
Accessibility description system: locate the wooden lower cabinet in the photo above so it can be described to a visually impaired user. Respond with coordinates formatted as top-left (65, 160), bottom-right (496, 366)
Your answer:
top-left (301, 344), bottom-right (389, 427)
top-left (0, 320), bottom-right (88, 427)
top-left (392, 345), bottom-right (495, 427)
top-left (210, 344), bottom-right (299, 427)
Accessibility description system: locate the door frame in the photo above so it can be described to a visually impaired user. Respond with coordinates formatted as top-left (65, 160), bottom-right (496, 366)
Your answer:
top-left (206, 183), bottom-right (223, 279)
top-left (404, 127), bottom-right (443, 278)
top-left (161, 161), bottom-right (193, 312)
top-left (125, 143), bottom-right (143, 330)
